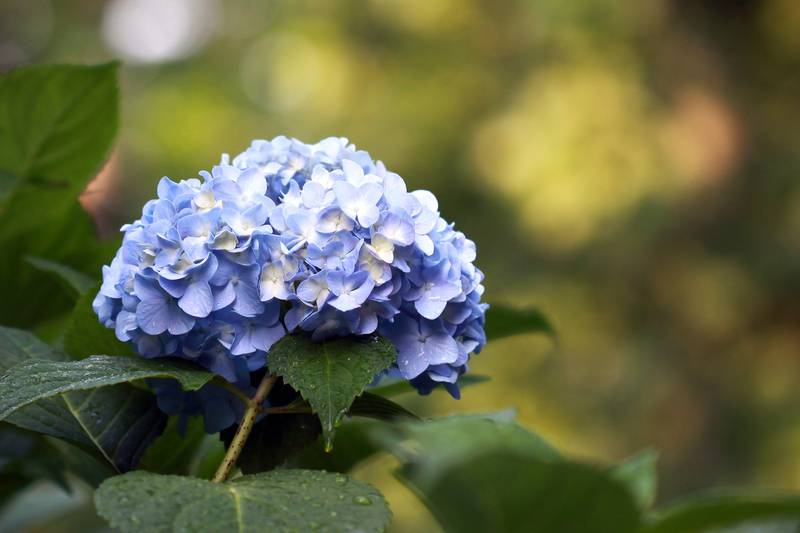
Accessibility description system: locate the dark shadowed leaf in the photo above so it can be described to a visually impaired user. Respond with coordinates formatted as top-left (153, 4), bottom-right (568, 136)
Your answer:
top-left (268, 335), bottom-right (397, 448)
top-left (95, 469), bottom-right (392, 533)
top-left (288, 419), bottom-right (382, 474)
top-left (349, 392), bottom-right (419, 421)
top-left (485, 304), bottom-right (555, 341)
top-left (223, 414), bottom-right (322, 474)
top-left (139, 416), bottom-right (208, 476)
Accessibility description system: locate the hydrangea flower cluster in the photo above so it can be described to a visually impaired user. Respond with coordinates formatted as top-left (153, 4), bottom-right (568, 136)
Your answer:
top-left (94, 136), bottom-right (486, 428)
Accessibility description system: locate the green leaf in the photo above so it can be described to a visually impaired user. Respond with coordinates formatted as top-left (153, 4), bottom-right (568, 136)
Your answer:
top-left (62, 285), bottom-right (136, 359)
top-left (373, 414), bottom-right (640, 533)
top-left (643, 491), bottom-right (800, 533)
top-left (0, 63), bottom-right (119, 328)
top-left (0, 325), bottom-right (66, 368)
top-left (26, 256), bottom-right (94, 297)
top-left (0, 328), bottom-right (172, 473)
top-left (612, 448), bottom-right (659, 511)
top-left (349, 392), bottom-right (419, 421)
top-left (371, 414), bottom-right (561, 481)
top-left (369, 373), bottom-right (490, 397)
top-left (0, 354), bottom-right (213, 420)
top-left (268, 335), bottom-right (397, 448)
top-left (94, 469), bottom-right (392, 533)
top-left (485, 304), bottom-right (555, 340)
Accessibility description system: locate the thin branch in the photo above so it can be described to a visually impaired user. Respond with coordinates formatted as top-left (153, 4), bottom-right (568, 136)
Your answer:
top-left (212, 374), bottom-right (277, 483)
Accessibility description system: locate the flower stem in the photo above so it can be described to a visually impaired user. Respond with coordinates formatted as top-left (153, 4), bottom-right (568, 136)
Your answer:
top-left (212, 373), bottom-right (277, 483)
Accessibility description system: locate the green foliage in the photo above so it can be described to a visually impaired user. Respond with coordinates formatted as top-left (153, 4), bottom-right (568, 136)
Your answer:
top-left (268, 335), bottom-right (397, 448)
top-left (63, 284), bottom-right (136, 359)
top-left (0, 63), bottom-right (119, 328)
top-left (484, 304), bottom-right (556, 340)
top-left (612, 449), bottom-right (659, 511)
top-left (94, 469), bottom-right (392, 533)
top-left (0, 354), bottom-right (213, 420)
top-left (371, 414), bottom-right (642, 533)
top-left (25, 256), bottom-right (94, 297)
top-left (643, 491), bottom-right (800, 533)
top-left (0, 327), bottom-right (165, 473)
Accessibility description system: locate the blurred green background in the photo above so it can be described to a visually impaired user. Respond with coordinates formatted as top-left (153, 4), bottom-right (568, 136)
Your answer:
top-left (2, 0), bottom-right (800, 531)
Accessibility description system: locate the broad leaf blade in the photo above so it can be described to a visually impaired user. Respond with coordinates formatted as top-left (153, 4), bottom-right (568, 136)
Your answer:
top-left (485, 304), bottom-right (555, 340)
top-left (95, 469), bottom-right (392, 533)
top-left (0, 354), bottom-right (213, 420)
top-left (268, 335), bottom-right (397, 448)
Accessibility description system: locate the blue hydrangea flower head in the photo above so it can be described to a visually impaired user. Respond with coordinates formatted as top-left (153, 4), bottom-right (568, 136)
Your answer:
top-left (94, 136), bottom-right (487, 429)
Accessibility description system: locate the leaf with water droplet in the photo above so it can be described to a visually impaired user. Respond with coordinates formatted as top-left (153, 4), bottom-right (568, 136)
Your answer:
top-left (0, 354), bottom-right (213, 420)
top-left (95, 469), bottom-right (392, 532)
top-left (0, 326), bottom-right (167, 475)
top-left (268, 335), bottom-right (396, 448)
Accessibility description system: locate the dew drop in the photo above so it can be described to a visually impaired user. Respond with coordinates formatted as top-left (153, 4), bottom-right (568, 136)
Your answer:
top-left (334, 475), bottom-right (347, 485)
top-left (353, 496), bottom-right (372, 506)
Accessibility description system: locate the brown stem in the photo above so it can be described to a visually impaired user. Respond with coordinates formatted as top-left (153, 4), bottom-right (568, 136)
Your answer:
top-left (211, 373), bottom-right (277, 483)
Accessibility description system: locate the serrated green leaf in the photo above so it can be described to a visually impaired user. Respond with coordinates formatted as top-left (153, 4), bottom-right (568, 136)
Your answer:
top-left (612, 448), bottom-right (658, 511)
top-left (373, 414), bottom-right (640, 533)
top-left (0, 63), bottom-right (119, 328)
top-left (25, 256), bottom-right (94, 297)
top-left (643, 491), bottom-right (800, 533)
top-left (95, 469), bottom-right (392, 533)
top-left (63, 285), bottom-right (136, 359)
top-left (268, 335), bottom-right (397, 448)
top-left (0, 327), bottom-right (168, 473)
top-left (0, 354), bottom-right (213, 420)
top-left (349, 392), bottom-right (419, 421)
top-left (485, 304), bottom-right (555, 340)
